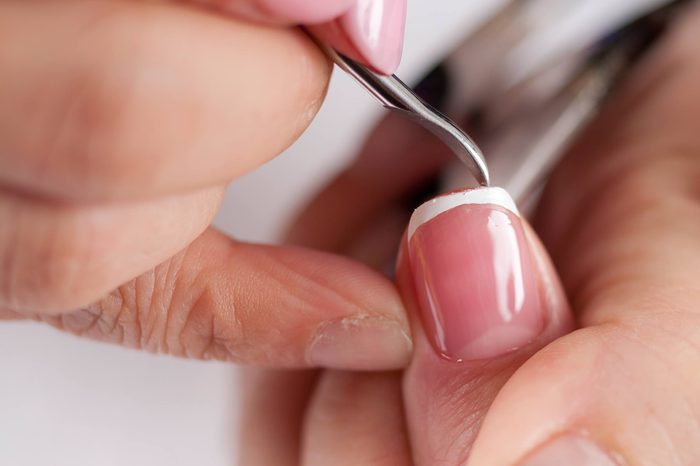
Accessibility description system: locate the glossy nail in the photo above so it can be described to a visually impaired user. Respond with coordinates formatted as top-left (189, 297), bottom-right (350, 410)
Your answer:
top-left (308, 316), bottom-right (412, 370)
top-left (311, 0), bottom-right (406, 74)
top-left (407, 187), bottom-right (544, 361)
top-left (521, 435), bottom-right (618, 466)
top-left (341, 0), bottom-right (406, 74)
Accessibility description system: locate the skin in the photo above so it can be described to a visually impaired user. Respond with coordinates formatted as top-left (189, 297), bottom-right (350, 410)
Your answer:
top-left (243, 6), bottom-right (700, 466)
top-left (3, 0), bottom-right (700, 464)
top-left (0, 0), bottom-right (412, 369)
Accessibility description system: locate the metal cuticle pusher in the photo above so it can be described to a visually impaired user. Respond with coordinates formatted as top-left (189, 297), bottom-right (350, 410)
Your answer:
top-left (307, 33), bottom-right (491, 189)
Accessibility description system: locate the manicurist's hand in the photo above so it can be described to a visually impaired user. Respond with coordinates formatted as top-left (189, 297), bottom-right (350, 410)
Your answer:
top-left (242, 7), bottom-right (700, 465)
top-left (0, 0), bottom-right (411, 370)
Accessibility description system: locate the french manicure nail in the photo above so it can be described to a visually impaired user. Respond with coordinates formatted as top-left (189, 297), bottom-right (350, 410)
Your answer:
top-left (407, 187), bottom-right (544, 361)
top-left (520, 435), bottom-right (618, 466)
top-left (308, 316), bottom-right (412, 370)
top-left (339, 0), bottom-right (407, 74)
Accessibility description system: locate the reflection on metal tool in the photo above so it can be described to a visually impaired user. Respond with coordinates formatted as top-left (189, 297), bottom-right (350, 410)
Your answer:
top-left (310, 37), bottom-right (491, 188)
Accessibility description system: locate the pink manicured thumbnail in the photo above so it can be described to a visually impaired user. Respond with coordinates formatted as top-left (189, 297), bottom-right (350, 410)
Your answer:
top-left (408, 188), bottom-right (544, 361)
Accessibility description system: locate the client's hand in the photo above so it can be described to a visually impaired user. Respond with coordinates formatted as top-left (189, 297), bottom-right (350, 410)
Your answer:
top-left (241, 6), bottom-right (700, 465)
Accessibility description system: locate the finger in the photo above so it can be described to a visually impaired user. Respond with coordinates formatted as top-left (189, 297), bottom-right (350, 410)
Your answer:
top-left (39, 229), bottom-right (411, 370)
top-left (201, 0), bottom-right (406, 74)
top-left (0, 0), bottom-right (330, 202)
top-left (0, 185), bottom-right (224, 314)
top-left (238, 369), bottom-right (318, 466)
top-left (0, 308), bottom-right (23, 321)
top-left (467, 9), bottom-right (700, 465)
top-left (309, 0), bottom-right (407, 75)
top-left (397, 188), bottom-right (573, 464)
top-left (301, 371), bottom-right (411, 465)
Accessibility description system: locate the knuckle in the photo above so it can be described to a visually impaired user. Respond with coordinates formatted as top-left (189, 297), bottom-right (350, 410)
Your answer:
top-left (171, 252), bottom-right (247, 362)
top-left (67, 247), bottom-right (245, 362)
top-left (5, 225), bottom-right (245, 364)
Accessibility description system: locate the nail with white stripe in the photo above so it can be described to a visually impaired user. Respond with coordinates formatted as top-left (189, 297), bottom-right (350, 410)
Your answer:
top-left (407, 187), bottom-right (545, 361)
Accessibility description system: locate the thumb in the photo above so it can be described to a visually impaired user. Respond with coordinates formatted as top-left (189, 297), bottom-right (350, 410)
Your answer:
top-left (396, 187), bottom-right (573, 464)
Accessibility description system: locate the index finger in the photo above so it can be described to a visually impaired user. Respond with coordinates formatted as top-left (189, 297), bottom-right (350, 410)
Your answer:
top-left (210, 0), bottom-right (407, 75)
top-left (0, 1), bottom-right (330, 201)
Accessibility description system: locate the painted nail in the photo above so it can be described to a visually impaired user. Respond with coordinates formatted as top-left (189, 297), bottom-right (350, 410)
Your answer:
top-left (520, 435), bottom-right (618, 466)
top-left (311, 0), bottom-right (406, 74)
top-left (308, 316), bottom-right (412, 370)
top-left (258, 0), bottom-right (356, 23)
top-left (309, 0), bottom-right (407, 74)
top-left (341, 0), bottom-right (406, 74)
top-left (407, 187), bottom-right (545, 361)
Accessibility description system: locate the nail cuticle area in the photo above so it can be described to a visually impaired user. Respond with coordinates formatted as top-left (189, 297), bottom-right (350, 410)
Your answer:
top-left (408, 188), bottom-right (545, 362)
top-left (307, 315), bottom-right (412, 369)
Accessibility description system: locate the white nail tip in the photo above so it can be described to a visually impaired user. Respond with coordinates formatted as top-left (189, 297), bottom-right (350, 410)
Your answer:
top-left (407, 187), bottom-right (520, 240)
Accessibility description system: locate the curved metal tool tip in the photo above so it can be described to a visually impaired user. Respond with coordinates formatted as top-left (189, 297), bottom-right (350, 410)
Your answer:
top-left (316, 40), bottom-right (490, 187)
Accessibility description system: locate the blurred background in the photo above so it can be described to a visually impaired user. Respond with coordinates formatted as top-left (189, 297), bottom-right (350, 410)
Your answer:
top-left (0, 1), bottom-right (505, 465)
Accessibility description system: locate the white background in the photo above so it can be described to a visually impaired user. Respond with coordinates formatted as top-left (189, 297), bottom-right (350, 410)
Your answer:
top-left (0, 2), bottom-right (502, 465)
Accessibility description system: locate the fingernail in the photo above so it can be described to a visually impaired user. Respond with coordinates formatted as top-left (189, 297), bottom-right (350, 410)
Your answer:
top-left (259, 0), bottom-right (356, 23)
top-left (407, 187), bottom-right (545, 361)
top-left (521, 435), bottom-right (618, 466)
top-left (336, 0), bottom-right (406, 74)
top-left (308, 316), bottom-right (412, 370)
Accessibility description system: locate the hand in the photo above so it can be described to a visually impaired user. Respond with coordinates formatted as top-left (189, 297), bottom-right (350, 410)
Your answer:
top-left (0, 0), bottom-right (411, 370)
top-left (241, 7), bottom-right (700, 465)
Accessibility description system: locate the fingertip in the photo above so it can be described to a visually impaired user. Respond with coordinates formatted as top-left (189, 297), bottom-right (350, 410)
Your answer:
top-left (311, 0), bottom-right (406, 75)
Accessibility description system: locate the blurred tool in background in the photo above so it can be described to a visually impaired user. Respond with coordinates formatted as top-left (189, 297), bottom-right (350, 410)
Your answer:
top-left (397, 0), bottom-right (688, 210)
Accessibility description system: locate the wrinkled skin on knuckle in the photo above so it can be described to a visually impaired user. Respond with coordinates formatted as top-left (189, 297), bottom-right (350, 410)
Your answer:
top-left (39, 240), bottom-right (259, 363)
top-left (41, 250), bottom-right (194, 355)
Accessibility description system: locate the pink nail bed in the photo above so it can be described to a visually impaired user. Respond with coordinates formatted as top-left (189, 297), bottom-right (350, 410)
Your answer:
top-left (338, 0), bottom-right (406, 74)
top-left (408, 188), bottom-right (544, 361)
